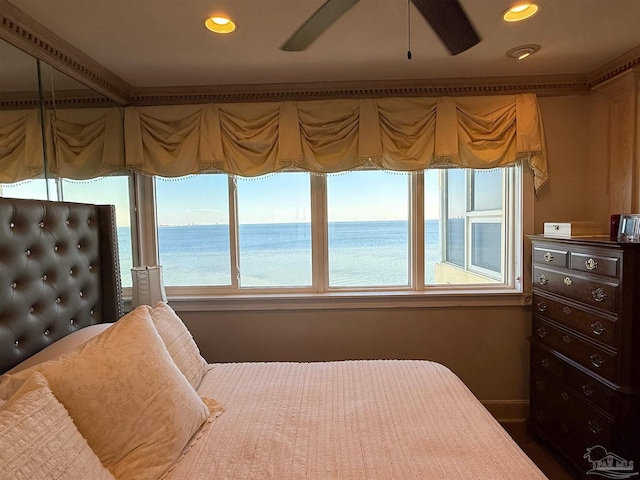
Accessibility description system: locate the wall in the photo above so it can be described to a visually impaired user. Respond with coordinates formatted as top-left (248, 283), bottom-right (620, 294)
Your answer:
top-left (175, 93), bottom-right (604, 415)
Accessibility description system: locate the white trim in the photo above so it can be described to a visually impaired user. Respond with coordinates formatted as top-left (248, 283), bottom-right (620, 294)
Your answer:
top-left (159, 290), bottom-right (533, 312)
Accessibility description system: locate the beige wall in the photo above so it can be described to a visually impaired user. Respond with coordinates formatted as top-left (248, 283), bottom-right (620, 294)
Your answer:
top-left (176, 93), bottom-right (608, 405)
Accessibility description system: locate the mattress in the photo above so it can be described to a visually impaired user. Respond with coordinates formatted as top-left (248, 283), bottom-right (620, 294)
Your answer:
top-left (168, 360), bottom-right (547, 480)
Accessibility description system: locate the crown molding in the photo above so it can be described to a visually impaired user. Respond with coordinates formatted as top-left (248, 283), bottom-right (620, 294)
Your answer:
top-left (1, 0), bottom-right (639, 107)
top-left (130, 75), bottom-right (592, 106)
top-left (0, 0), bottom-right (131, 105)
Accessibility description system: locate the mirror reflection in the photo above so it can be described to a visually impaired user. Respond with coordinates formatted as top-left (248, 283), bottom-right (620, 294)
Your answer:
top-left (0, 39), bottom-right (133, 286)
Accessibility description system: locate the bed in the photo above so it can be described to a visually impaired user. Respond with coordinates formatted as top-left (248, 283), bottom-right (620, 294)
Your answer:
top-left (0, 197), bottom-right (547, 480)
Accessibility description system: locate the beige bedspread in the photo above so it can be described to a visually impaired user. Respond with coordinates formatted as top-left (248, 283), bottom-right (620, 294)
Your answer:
top-left (168, 360), bottom-right (547, 480)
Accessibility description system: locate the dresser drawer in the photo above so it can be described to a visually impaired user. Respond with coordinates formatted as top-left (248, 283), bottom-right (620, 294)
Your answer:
top-left (570, 251), bottom-right (620, 279)
top-left (531, 385), bottom-right (613, 447)
top-left (532, 292), bottom-right (617, 348)
top-left (566, 367), bottom-right (617, 414)
top-left (532, 318), bottom-right (617, 382)
top-left (533, 265), bottom-right (618, 313)
top-left (531, 343), bottom-right (564, 379)
top-left (533, 246), bottom-right (568, 268)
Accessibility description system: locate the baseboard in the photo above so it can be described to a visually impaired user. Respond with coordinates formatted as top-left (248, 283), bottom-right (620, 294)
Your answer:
top-left (482, 400), bottom-right (529, 423)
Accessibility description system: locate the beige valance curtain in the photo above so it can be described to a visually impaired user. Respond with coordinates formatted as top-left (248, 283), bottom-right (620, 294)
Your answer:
top-left (0, 109), bottom-right (45, 183)
top-left (0, 93), bottom-right (548, 191)
top-left (124, 93), bottom-right (548, 191)
top-left (46, 107), bottom-right (125, 179)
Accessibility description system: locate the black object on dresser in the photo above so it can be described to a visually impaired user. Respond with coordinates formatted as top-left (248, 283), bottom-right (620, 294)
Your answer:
top-left (528, 235), bottom-right (639, 478)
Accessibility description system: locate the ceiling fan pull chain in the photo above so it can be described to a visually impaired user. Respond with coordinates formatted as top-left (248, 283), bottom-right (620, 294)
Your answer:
top-left (407, 0), bottom-right (412, 59)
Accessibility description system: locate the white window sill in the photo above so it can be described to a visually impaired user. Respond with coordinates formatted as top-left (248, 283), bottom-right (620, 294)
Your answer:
top-left (125, 289), bottom-right (533, 312)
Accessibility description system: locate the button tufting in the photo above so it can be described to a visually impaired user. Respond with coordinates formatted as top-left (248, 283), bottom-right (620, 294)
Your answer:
top-left (69, 269), bottom-right (73, 275)
top-left (29, 306), bottom-right (34, 313)
top-left (88, 265), bottom-right (93, 271)
top-left (42, 274), bottom-right (47, 281)
top-left (77, 244), bottom-right (81, 249)
top-left (70, 319), bottom-right (74, 325)
top-left (65, 220), bottom-right (70, 225)
top-left (13, 340), bottom-right (18, 348)
top-left (11, 282), bottom-right (16, 289)
top-left (25, 249), bottom-right (31, 256)
top-left (44, 329), bottom-right (49, 336)
top-left (55, 297), bottom-right (61, 304)
top-left (79, 291), bottom-right (83, 297)
top-left (87, 219), bottom-right (91, 225)
top-left (54, 246), bottom-right (59, 252)
top-left (39, 221), bottom-right (44, 228)
top-left (9, 222), bottom-right (15, 228)
top-left (90, 310), bottom-right (94, 315)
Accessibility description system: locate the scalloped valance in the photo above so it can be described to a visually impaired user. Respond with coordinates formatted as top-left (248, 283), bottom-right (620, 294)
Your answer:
top-left (0, 93), bottom-right (548, 191)
top-left (124, 93), bottom-right (547, 191)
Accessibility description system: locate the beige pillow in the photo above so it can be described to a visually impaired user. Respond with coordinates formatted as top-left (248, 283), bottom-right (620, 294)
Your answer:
top-left (150, 301), bottom-right (208, 388)
top-left (6, 323), bottom-right (114, 374)
top-left (0, 371), bottom-right (115, 480)
top-left (5, 306), bottom-right (210, 480)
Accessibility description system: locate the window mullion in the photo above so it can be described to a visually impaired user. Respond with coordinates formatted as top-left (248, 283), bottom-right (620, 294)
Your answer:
top-left (411, 173), bottom-right (424, 290)
top-left (228, 175), bottom-right (240, 289)
top-left (310, 174), bottom-right (327, 293)
top-left (135, 172), bottom-right (158, 267)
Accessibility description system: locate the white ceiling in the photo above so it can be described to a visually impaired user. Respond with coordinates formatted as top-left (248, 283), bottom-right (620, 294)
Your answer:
top-left (4, 0), bottom-right (640, 91)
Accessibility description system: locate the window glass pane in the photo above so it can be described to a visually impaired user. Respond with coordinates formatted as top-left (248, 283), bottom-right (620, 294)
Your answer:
top-left (237, 173), bottom-right (311, 287)
top-left (156, 175), bottom-right (231, 286)
top-left (327, 171), bottom-right (409, 287)
top-left (60, 176), bottom-right (133, 288)
top-left (472, 169), bottom-right (503, 211)
top-left (471, 222), bottom-right (502, 274)
top-left (0, 179), bottom-right (56, 200)
top-left (430, 167), bottom-right (507, 285)
top-left (424, 170), bottom-right (441, 284)
top-left (445, 169), bottom-right (465, 268)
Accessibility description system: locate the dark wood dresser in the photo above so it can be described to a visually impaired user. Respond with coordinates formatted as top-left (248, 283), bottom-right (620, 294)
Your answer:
top-left (528, 235), bottom-right (639, 477)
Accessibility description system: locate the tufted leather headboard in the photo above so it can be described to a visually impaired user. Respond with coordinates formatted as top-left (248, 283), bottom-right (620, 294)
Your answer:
top-left (0, 198), bottom-right (124, 374)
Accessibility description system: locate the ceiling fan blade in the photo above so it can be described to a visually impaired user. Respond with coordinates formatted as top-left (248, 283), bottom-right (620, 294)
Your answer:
top-left (281, 0), bottom-right (360, 51)
top-left (411, 0), bottom-right (480, 55)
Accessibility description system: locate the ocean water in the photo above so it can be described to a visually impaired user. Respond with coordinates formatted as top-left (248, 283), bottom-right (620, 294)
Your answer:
top-left (118, 220), bottom-right (443, 288)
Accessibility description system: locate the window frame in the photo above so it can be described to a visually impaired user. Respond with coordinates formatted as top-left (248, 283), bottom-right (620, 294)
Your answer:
top-left (133, 163), bottom-right (527, 308)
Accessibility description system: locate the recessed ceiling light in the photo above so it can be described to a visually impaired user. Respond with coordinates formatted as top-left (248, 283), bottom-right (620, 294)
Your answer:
top-left (502, 3), bottom-right (540, 22)
top-left (204, 16), bottom-right (237, 34)
top-left (506, 44), bottom-right (541, 60)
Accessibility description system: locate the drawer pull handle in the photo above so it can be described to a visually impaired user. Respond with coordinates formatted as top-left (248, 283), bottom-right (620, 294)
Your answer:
top-left (560, 392), bottom-right (569, 401)
top-left (563, 306), bottom-right (572, 315)
top-left (588, 419), bottom-right (603, 435)
top-left (582, 384), bottom-right (595, 397)
top-left (585, 258), bottom-right (598, 270)
top-left (541, 358), bottom-right (551, 368)
top-left (544, 252), bottom-right (554, 262)
top-left (537, 326), bottom-right (548, 338)
top-left (537, 302), bottom-right (547, 312)
top-left (592, 288), bottom-right (607, 302)
top-left (562, 335), bottom-right (571, 344)
top-left (538, 274), bottom-right (548, 286)
top-left (590, 353), bottom-right (605, 368)
top-left (591, 321), bottom-right (606, 336)
top-left (564, 276), bottom-right (573, 286)
top-left (560, 424), bottom-right (569, 434)
top-left (535, 380), bottom-right (545, 391)
top-left (535, 410), bottom-right (545, 422)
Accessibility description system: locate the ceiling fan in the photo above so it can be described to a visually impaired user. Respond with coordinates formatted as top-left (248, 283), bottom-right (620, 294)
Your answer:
top-left (280, 0), bottom-right (481, 56)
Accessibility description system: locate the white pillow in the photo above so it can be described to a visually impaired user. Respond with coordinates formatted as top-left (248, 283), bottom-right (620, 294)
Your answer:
top-left (3, 306), bottom-right (211, 480)
top-left (150, 301), bottom-right (208, 388)
top-left (6, 323), bottom-right (114, 374)
top-left (0, 371), bottom-right (115, 480)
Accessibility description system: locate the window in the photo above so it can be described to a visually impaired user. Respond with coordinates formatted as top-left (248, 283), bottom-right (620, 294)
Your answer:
top-left (327, 171), bottom-right (409, 287)
top-left (427, 168), bottom-right (509, 285)
top-left (153, 164), bottom-right (520, 294)
top-left (0, 176), bottom-right (134, 288)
